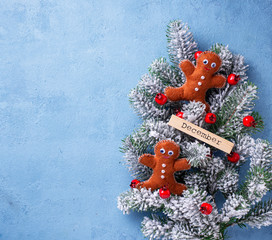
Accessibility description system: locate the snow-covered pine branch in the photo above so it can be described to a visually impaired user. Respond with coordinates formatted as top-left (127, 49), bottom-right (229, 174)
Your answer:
top-left (166, 20), bottom-right (198, 67)
top-left (209, 44), bottom-right (248, 113)
top-left (163, 188), bottom-right (221, 239)
top-left (200, 157), bottom-right (226, 195)
top-left (211, 44), bottom-right (233, 76)
top-left (250, 139), bottom-right (272, 171)
top-left (149, 58), bottom-right (184, 87)
top-left (217, 168), bottom-right (239, 195)
top-left (121, 127), bottom-right (153, 181)
top-left (183, 141), bottom-right (210, 168)
top-left (232, 54), bottom-right (248, 83)
top-left (232, 134), bottom-right (256, 164)
top-left (141, 215), bottom-right (175, 240)
top-left (117, 188), bottom-right (165, 214)
top-left (129, 74), bottom-right (179, 120)
top-left (220, 194), bottom-right (250, 223)
top-left (240, 200), bottom-right (272, 229)
top-left (213, 82), bottom-right (262, 139)
top-left (180, 101), bottom-right (206, 126)
top-left (119, 188), bottom-right (222, 239)
top-left (142, 216), bottom-right (203, 240)
top-left (184, 172), bottom-right (208, 190)
top-left (239, 139), bottom-right (272, 202)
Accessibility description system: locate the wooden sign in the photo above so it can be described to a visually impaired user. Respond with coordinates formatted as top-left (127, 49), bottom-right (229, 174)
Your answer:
top-left (168, 115), bottom-right (234, 154)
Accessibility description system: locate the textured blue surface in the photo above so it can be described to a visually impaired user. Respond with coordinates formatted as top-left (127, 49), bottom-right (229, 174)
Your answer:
top-left (0, 0), bottom-right (271, 239)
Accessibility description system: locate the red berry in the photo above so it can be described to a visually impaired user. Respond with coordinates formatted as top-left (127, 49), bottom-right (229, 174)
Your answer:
top-left (243, 115), bottom-right (256, 127)
top-left (130, 179), bottom-right (140, 188)
top-left (227, 152), bottom-right (240, 163)
top-left (176, 111), bottom-right (184, 118)
top-left (194, 51), bottom-right (203, 59)
top-left (227, 74), bottom-right (240, 85)
top-left (200, 203), bottom-right (213, 215)
top-left (205, 113), bottom-right (216, 124)
top-left (159, 186), bottom-right (171, 199)
top-left (155, 93), bottom-right (167, 105)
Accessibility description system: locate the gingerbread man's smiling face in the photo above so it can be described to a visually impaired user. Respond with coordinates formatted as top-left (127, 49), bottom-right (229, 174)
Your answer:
top-left (154, 140), bottom-right (180, 162)
top-left (196, 52), bottom-right (221, 75)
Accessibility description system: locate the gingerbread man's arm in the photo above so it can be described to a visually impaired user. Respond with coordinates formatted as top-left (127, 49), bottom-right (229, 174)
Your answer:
top-left (211, 75), bottom-right (226, 89)
top-left (174, 158), bottom-right (191, 172)
top-left (139, 154), bottom-right (156, 169)
top-left (179, 60), bottom-right (195, 78)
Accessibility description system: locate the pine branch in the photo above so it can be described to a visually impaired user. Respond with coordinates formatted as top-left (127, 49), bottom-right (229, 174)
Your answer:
top-left (120, 122), bottom-right (153, 180)
top-left (183, 141), bottom-right (211, 168)
top-left (181, 101), bottom-right (206, 126)
top-left (163, 188), bottom-right (221, 239)
top-left (166, 20), bottom-right (198, 67)
top-left (217, 168), bottom-right (239, 195)
top-left (129, 76), bottom-right (183, 120)
top-left (184, 172), bottom-right (208, 190)
top-left (210, 82), bottom-right (263, 139)
top-left (232, 54), bottom-right (249, 82)
top-left (250, 139), bottom-right (272, 171)
top-left (239, 166), bottom-right (272, 203)
top-left (200, 157), bottom-right (226, 195)
top-left (238, 199), bottom-right (272, 228)
top-left (220, 194), bottom-right (250, 223)
top-left (233, 134), bottom-right (256, 164)
top-left (210, 44), bottom-right (233, 76)
top-left (141, 215), bottom-right (204, 240)
top-left (149, 57), bottom-right (184, 87)
top-left (117, 188), bottom-right (166, 214)
top-left (209, 44), bottom-right (248, 113)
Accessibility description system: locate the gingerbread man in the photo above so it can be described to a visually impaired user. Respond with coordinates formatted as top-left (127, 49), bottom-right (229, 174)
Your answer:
top-left (136, 140), bottom-right (190, 195)
top-left (165, 51), bottom-right (226, 112)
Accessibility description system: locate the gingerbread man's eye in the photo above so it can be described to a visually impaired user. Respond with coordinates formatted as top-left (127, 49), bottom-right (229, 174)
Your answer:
top-left (168, 150), bottom-right (174, 156)
top-left (203, 59), bottom-right (208, 65)
top-left (160, 148), bottom-right (165, 154)
top-left (211, 62), bottom-right (216, 68)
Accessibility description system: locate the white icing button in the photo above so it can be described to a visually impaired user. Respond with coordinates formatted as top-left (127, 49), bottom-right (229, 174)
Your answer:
top-left (161, 175), bottom-right (165, 179)
top-left (195, 88), bottom-right (199, 91)
top-left (198, 82), bottom-right (202, 86)
top-left (201, 76), bottom-right (205, 79)
top-left (161, 170), bottom-right (165, 173)
top-left (162, 164), bottom-right (166, 167)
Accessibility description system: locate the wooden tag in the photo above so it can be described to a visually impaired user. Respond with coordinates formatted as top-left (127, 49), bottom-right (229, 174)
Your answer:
top-left (168, 115), bottom-right (234, 154)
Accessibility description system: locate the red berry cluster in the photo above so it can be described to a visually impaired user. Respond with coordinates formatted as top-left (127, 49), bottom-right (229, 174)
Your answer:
top-left (194, 51), bottom-right (203, 59)
top-left (243, 115), bottom-right (256, 127)
top-left (205, 113), bottom-right (216, 124)
top-left (200, 203), bottom-right (213, 215)
top-left (227, 152), bottom-right (240, 163)
top-left (155, 93), bottom-right (167, 105)
top-left (130, 179), bottom-right (140, 188)
top-left (176, 111), bottom-right (184, 119)
top-left (159, 186), bottom-right (171, 199)
top-left (227, 74), bottom-right (240, 85)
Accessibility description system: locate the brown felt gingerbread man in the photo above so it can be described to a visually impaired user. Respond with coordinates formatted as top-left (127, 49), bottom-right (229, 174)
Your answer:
top-left (165, 51), bottom-right (226, 112)
top-left (136, 140), bottom-right (190, 195)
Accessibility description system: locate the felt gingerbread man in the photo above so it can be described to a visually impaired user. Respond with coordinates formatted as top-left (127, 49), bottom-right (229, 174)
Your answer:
top-left (165, 51), bottom-right (226, 112)
top-left (136, 140), bottom-right (190, 195)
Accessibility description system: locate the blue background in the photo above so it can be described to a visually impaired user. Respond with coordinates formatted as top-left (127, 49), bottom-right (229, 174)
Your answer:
top-left (0, 0), bottom-right (271, 239)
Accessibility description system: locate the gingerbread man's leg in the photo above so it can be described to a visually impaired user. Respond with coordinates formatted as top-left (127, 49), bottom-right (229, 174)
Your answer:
top-left (136, 180), bottom-right (159, 192)
top-left (169, 183), bottom-right (187, 195)
top-left (165, 86), bottom-right (185, 101)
